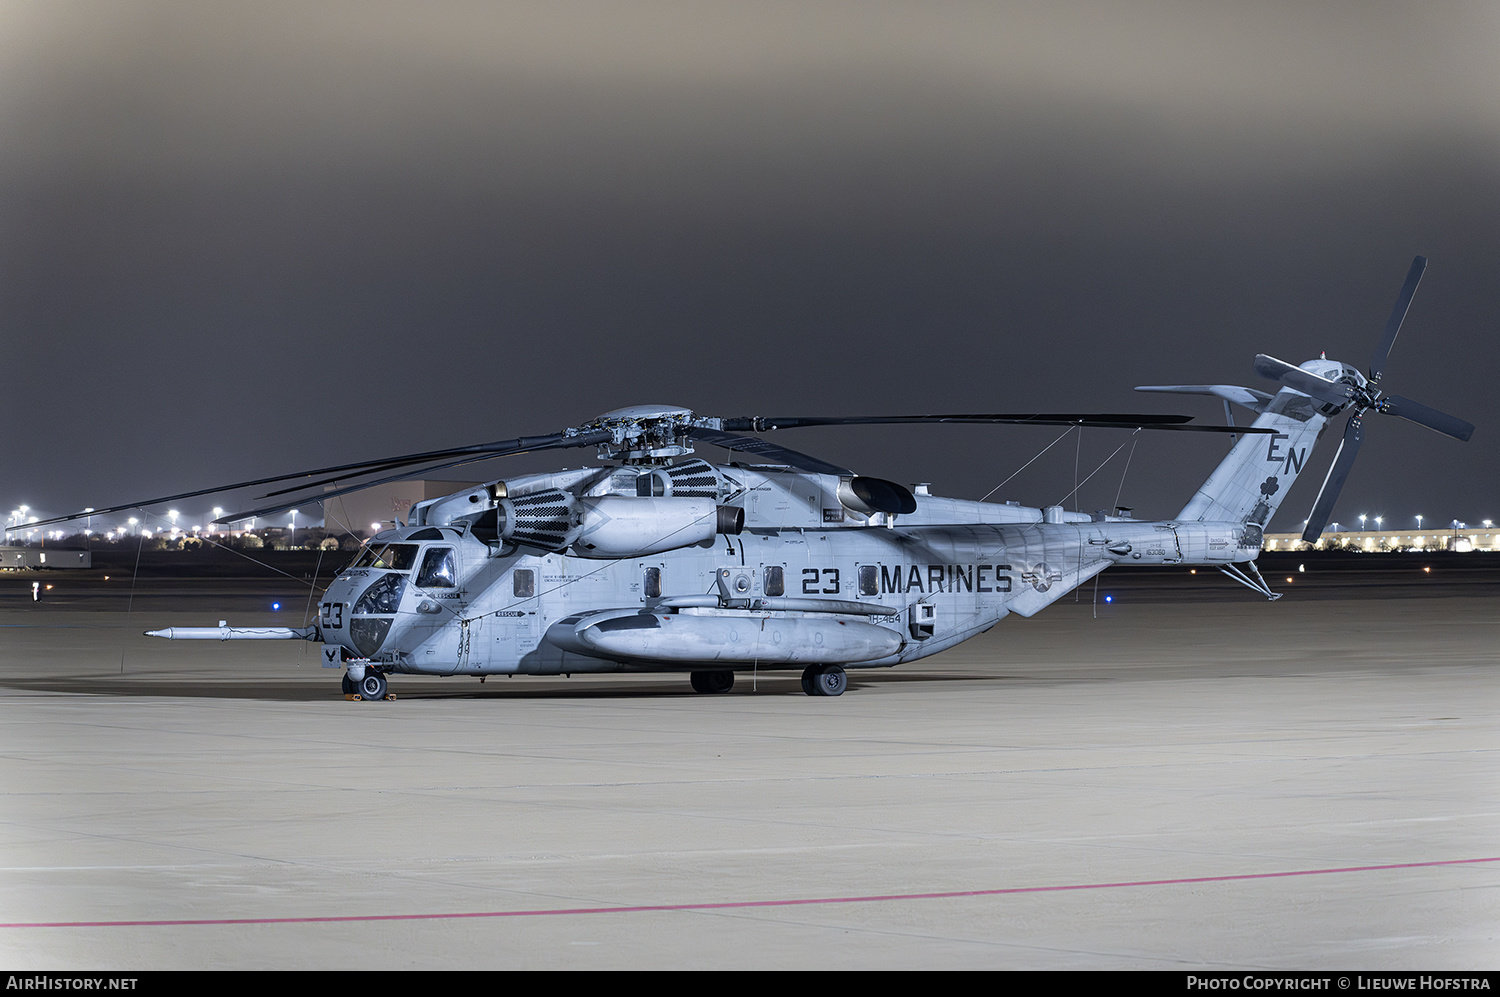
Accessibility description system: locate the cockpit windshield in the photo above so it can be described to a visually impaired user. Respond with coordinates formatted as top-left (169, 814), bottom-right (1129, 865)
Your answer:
top-left (350, 543), bottom-right (420, 571)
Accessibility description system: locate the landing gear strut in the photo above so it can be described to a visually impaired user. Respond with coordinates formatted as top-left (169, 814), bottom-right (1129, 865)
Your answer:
top-left (690, 670), bottom-right (735, 694)
top-left (801, 664), bottom-right (847, 697)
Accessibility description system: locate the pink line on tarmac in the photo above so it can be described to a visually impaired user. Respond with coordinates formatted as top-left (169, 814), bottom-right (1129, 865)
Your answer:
top-left (6, 856), bottom-right (1498, 929)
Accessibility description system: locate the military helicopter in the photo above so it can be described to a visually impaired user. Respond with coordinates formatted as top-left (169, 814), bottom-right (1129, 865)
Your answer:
top-left (24, 258), bottom-right (1473, 699)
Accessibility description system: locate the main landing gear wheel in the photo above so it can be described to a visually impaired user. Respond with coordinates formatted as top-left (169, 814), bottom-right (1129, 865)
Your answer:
top-left (357, 671), bottom-right (388, 702)
top-left (690, 670), bottom-right (735, 694)
top-left (802, 664), bottom-right (847, 697)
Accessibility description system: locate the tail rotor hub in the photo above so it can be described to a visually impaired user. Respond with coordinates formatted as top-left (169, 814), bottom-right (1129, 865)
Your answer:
top-left (1255, 257), bottom-right (1473, 543)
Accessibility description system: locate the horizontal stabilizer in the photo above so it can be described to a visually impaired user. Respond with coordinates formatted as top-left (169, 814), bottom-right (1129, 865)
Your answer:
top-left (1135, 384), bottom-right (1274, 414)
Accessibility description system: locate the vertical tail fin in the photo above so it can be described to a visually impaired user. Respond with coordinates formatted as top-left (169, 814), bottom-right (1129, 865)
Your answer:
top-left (1176, 388), bottom-right (1328, 527)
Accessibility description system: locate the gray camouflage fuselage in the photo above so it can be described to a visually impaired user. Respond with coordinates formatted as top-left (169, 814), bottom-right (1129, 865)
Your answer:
top-left (314, 373), bottom-right (1327, 678)
top-left (146, 368), bottom-right (1349, 689)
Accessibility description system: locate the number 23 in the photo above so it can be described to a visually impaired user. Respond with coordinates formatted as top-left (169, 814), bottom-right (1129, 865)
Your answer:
top-left (802, 568), bottom-right (839, 594)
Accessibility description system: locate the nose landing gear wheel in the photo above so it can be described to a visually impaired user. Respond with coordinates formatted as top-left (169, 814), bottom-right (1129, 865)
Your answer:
top-left (357, 672), bottom-right (388, 702)
top-left (802, 664), bottom-right (847, 697)
top-left (690, 670), bottom-right (735, 694)
top-left (341, 673), bottom-right (355, 696)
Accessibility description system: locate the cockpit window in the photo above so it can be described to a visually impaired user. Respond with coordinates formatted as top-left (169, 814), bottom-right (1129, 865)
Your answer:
top-left (416, 547), bottom-right (457, 588)
top-left (351, 543), bottom-right (420, 571)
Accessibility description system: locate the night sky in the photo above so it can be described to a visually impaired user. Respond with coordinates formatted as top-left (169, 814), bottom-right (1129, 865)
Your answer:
top-left (3, 2), bottom-right (1497, 535)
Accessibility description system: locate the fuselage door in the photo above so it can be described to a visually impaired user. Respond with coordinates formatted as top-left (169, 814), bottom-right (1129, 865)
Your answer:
top-left (408, 544), bottom-right (463, 661)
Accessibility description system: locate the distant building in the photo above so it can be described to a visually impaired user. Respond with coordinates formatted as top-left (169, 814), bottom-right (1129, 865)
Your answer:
top-left (0, 546), bottom-right (91, 569)
top-left (322, 480), bottom-right (481, 538)
top-left (1263, 527), bottom-right (1498, 553)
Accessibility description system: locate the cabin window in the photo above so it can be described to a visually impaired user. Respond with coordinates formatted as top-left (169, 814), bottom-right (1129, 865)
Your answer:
top-left (643, 566), bottom-right (662, 599)
top-left (512, 569), bottom-right (535, 599)
top-left (416, 547), bottom-right (457, 588)
top-left (858, 565), bottom-right (878, 596)
top-left (763, 565), bottom-right (784, 597)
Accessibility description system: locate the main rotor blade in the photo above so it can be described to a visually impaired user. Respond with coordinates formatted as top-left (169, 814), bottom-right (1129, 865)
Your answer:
top-left (251, 432), bottom-right (601, 500)
top-left (684, 428), bottom-right (853, 475)
top-left (1369, 256), bottom-right (1426, 387)
top-left (1253, 354), bottom-right (1354, 407)
top-left (216, 429), bottom-right (614, 524)
top-left (1377, 394), bottom-right (1475, 442)
top-left (24, 430), bottom-right (611, 532)
top-left (725, 413), bottom-right (1189, 430)
top-left (257, 443), bottom-right (543, 499)
top-left (721, 413), bottom-right (1271, 434)
top-left (1301, 415), bottom-right (1365, 543)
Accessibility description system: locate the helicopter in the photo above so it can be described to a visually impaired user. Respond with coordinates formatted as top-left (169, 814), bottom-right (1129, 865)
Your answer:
top-left (23, 258), bottom-right (1473, 700)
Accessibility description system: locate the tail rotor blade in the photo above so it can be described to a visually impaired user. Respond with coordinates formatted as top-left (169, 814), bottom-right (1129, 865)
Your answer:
top-left (1301, 415), bottom-right (1364, 543)
top-left (1370, 256), bottom-right (1426, 386)
top-left (1254, 354), bottom-right (1354, 407)
top-left (1378, 394), bottom-right (1475, 442)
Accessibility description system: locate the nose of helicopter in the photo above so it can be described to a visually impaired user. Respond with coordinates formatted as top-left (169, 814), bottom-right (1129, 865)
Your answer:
top-left (322, 570), bottom-right (411, 657)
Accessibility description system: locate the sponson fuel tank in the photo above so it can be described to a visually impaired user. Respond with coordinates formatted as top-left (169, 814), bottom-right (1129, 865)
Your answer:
top-left (544, 609), bottom-right (902, 665)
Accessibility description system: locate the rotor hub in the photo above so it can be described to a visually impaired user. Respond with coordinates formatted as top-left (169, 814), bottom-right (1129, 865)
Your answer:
top-left (588, 405), bottom-right (702, 465)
